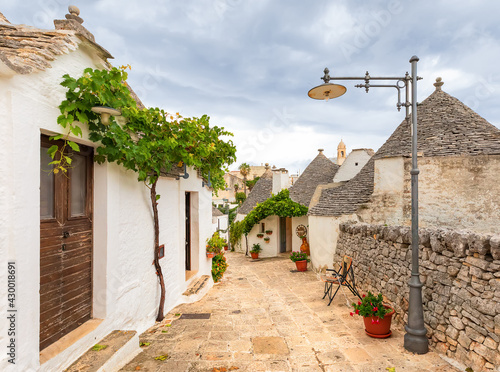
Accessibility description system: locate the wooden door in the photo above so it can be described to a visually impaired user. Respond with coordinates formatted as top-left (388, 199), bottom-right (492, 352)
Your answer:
top-left (40, 136), bottom-right (93, 351)
top-left (185, 192), bottom-right (191, 271)
top-left (279, 217), bottom-right (287, 253)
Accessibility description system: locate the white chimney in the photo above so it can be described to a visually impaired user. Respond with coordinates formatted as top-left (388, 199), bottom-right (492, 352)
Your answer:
top-left (272, 168), bottom-right (290, 194)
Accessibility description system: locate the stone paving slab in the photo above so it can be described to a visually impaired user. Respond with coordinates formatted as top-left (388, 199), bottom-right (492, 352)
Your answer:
top-left (121, 252), bottom-right (461, 372)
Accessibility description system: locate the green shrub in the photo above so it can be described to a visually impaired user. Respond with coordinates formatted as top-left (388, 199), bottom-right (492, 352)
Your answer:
top-left (212, 253), bottom-right (228, 282)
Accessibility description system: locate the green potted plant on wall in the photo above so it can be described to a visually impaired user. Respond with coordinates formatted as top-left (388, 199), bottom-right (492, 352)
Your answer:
top-left (265, 230), bottom-right (273, 235)
top-left (257, 233), bottom-right (264, 238)
top-left (289, 251), bottom-right (310, 272)
top-left (250, 243), bottom-right (262, 259)
top-left (206, 232), bottom-right (224, 258)
top-left (263, 236), bottom-right (270, 243)
top-left (350, 292), bottom-right (395, 338)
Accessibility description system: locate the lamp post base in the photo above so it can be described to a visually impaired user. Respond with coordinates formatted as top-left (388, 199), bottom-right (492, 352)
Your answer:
top-left (404, 326), bottom-right (429, 354)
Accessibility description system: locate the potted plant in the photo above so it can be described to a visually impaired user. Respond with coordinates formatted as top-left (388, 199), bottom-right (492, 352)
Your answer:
top-left (350, 292), bottom-right (395, 338)
top-left (263, 237), bottom-right (270, 243)
top-left (206, 232), bottom-right (223, 258)
top-left (212, 253), bottom-right (228, 282)
top-left (289, 251), bottom-right (310, 271)
top-left (265, 230), bottom-right (273, 235)
top-left (257, 233), bottom-right (264, 238)
top-left (206, 246), bottom-right (216, 258)
top-left (250, 243), bottom-right (262, 259)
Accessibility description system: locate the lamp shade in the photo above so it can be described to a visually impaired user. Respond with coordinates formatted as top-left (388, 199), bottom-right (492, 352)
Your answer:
top-left (91, 106), bottom-right (121, 125)
top-left (308, 83), bottom-right (347, 100)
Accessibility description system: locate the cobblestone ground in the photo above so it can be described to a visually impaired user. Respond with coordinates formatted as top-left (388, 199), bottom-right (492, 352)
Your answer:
top-left (121, 252), bottom-right (460, 372)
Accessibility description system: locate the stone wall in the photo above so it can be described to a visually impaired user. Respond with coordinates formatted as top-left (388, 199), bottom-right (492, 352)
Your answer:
top-left (360, 155), bottom-right (500, 234)
top-left (336, 222), bottom-right (500, 371)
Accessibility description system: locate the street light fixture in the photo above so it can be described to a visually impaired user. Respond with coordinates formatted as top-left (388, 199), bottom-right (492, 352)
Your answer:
top-left (309, 56), bottom-right (428, 354)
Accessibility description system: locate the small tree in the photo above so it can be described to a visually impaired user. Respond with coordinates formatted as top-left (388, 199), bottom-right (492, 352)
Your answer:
top-left (54, 66), bottom-right (236, 321)
top-left (235, 191), bottom-right (246, 205)
top-left (246, 176), bottom-right (260, 192)
top-left (238, 163), bottom-right (250, 195)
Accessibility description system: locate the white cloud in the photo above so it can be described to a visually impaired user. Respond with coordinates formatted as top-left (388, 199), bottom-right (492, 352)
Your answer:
top-left (4, 0), bottom-right (500, 172)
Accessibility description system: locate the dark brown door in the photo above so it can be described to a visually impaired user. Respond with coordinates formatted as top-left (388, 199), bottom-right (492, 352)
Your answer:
top-left (280, 217), bottom-right (287, 253)
top-left (40, 135), bottom-right (93, 351)
top-left (185, 192), bottom-right (191, 271)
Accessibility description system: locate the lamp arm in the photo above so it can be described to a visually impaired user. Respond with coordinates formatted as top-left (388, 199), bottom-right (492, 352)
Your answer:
top-left (354, 83), bottom-right (405, 111)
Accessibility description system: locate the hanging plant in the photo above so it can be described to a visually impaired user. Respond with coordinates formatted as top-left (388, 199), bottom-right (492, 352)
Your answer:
top-left (241, 190), bottom-right (308, 235)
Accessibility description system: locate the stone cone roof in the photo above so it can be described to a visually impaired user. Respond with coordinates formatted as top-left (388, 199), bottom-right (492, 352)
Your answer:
top-left (289, 151), bottom-right (339, 207)
top-left (309, 87), bottom-right (500, 217)
top-left (374, 89), bottom-right (500, 159)
top-left (0, 10), bottom-right (114, 75)
top-left (237, 168), bottom-right (273, 215)
top-left (212, 205), bottom-right (224, 217)
top-left (0, 11), bottom-right (10, 23)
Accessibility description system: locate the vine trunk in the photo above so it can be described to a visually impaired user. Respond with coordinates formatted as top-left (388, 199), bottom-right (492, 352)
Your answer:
top-left (150, 179), bottom-right (166, 321)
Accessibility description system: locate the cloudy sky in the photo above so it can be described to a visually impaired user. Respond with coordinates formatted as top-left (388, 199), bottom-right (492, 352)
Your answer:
top-left (3, 1), bottom-right (500, 173)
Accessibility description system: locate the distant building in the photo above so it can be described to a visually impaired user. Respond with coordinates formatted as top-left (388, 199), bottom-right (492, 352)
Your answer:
top-left (212, 164), bottom-right (269, 205)
top-left (288, 149), bottom-right (340, 254)
top-left (235, 165), bottom-right (294, 257)
top-left (329, 139), bottom-right (347, 165)
top-left (333, 148), bottom-right (374, 183)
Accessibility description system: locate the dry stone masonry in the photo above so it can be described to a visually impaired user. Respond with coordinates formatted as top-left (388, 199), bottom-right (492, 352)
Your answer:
top-left (336, 222), bottom-right (500, 371)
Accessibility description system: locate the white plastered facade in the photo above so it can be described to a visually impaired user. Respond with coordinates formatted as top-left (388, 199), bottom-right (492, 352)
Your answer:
top-left (0, 47), bottom-right (213, 372)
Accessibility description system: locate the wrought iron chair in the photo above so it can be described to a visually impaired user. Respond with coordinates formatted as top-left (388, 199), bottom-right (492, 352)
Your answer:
top-left (321, 255), bottom-right (361, 306)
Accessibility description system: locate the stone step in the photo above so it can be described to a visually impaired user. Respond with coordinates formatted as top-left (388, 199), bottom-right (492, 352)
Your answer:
top-left (183, 275), bottom-right (210, 296)
top-left (65, 330), bottom-right (141, 372)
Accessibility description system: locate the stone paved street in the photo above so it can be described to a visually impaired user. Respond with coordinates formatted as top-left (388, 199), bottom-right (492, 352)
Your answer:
top-left (121, 252), bottom-right (461, 372)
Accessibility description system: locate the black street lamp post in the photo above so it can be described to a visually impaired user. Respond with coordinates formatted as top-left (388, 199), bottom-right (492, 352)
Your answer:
top-left (308, 56), bottom-right (429, 354)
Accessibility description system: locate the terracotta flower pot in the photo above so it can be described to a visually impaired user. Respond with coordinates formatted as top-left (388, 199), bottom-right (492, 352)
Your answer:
top-left (295, 260), bottom-right (307, 272)
top-left (224, 246), bottom-right (228, 251)
top-left (207, 252), bottom-right (215, 258)
top-left (250, 252), bottom-right (259, 259)
top-left (363, 306), bottom-right (394, 338)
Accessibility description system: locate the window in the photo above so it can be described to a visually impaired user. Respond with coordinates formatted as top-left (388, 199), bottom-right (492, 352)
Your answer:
top-left (261, 223), bottom-right (265, 233)
top-left (355, 162), bottom-right (358, 166)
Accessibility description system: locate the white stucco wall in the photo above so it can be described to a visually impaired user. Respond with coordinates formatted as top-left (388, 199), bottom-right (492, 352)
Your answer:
top-left (333, 149), bottom-right (372, 182)
top-left (0, 48), bottom-right (213, 372)
top-left (291, 216), bottom-right (309, 252)
top-left (212, 214), bottom-right (229, 242)
top-left (308, 214), bottom-right (358, 272)
top-left (246, 216), bottom-right (280, 257)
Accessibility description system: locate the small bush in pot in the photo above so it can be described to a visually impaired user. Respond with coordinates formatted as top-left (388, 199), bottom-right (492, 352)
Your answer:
top-left (250, 243), bottom-right (262, 259)
top-left (350, 291), bottom-right (394, 338)
top-left (289, 251), bottom-right (310, 271)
